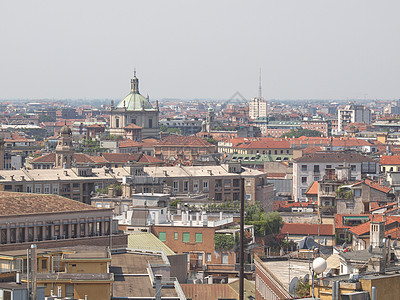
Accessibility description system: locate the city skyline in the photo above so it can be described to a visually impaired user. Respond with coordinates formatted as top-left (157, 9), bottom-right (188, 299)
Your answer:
top-left (1, 0), bottom-right (400, 101)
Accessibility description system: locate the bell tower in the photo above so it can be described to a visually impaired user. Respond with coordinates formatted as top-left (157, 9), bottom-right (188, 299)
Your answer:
top-left (55, 124), bottom-right (74, 168)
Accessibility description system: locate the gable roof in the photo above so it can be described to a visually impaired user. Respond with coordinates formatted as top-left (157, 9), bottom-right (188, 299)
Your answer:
top-left (294, 151), bottom-right (376, 163)
top-left (305, 181), bottom-right (319, 196)
top-left (352, 178), bottom-right (392, 194)
top-left (0, 192), bottom-right (103, 217)
top-left (380, 155), bottom-right (400, 165)
top-left (281, 223), bottom-right (334, 236)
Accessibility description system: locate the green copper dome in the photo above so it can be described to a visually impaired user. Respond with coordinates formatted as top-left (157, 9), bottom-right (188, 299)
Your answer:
top-left (115, 74), bottom-right (155, 111)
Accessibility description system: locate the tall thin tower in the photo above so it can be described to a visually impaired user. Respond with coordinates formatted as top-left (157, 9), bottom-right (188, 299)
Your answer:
top-left (258, 68), bottom-right (262, 99)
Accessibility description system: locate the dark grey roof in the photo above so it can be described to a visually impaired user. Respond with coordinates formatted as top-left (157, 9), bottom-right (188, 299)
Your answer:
top-left (294, 151), bottom-right (376, 163)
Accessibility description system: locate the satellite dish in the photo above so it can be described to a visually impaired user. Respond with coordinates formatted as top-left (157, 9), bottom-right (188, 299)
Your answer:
top-left (313, 257), bottom-right (327, 274)
top-left (306, 237), bottom-right (315, 250)
top-left (302, 274), bottom-right (310, 284)
top-left (289, 277), bottom-right (299, 296)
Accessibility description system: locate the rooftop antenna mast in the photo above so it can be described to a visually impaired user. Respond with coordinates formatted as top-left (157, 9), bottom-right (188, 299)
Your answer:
top-left (258, 68), bottom-right (262, 98)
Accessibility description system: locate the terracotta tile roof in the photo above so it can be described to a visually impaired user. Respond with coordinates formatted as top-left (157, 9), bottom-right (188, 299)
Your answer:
top-left (124, 123), bottom-right (142, 129)
top-left (30, 153), bottom-right (106, 165)
top-left (349, 215), bottom-right (400, 237)
top-left (281, 223), bottom-right (334, 236)
top-left (303, 146), bottom-right (322, 154)
top-left (236, 140), bottom-right (290, 149)
top-left (141, 138), bottom-right (160, 148)
top-left (138, 154), bottom-right (164, 164)
top-left (101, 153), bottom-right (136, 163)
top-left (380, 155), bottom-right (400, 165)
top-left (294, 151), bottom-right (376, 163)
top-left (157, 135), bottom-right (213, 147)
top-left (181, 284), bottom-right (237, 300)
top-left (118, 139), bottom-right (143, 148)
top-left (305, 181), bottom-right (319, 195)
top-left (334, 214), bottom-right (370, 229)
top-left (30, 153), bottom-right (56, 163)
top-left (332, 138), bottom-right (373, 147)
top-left (0, 192), bottom-right (102, 217)
top-left (352, 179), bottom-right (392, 194)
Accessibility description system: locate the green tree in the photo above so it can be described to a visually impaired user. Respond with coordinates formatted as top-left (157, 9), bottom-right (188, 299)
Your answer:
top-left (281, 128), bottom-right (322, 138)
top-left (214, 234), bottom-right (235, 251)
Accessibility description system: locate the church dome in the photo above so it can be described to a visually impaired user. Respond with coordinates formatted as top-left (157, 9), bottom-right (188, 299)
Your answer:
top-left (115, 73), bottom-right (155, 111)
top-left (60, 124), bottom-right (72, 135)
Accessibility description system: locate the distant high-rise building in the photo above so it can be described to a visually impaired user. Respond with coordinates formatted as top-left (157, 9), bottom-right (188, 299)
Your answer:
top-left (249, 69), bottom-right (267, 119)
top-left (249, 97), bottom-right (267, 119)
top-left (337, 104), bottom-right (371, 132)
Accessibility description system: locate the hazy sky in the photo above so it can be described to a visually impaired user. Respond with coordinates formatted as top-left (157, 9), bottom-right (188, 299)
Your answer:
top-left (1, 0), bottom-right (400, 100)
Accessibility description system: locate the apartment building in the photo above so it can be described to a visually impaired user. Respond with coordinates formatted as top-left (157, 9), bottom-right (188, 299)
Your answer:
top-left (151, 212), bottom-right (254, 280)
top-left (249, 97), bottom-right (267, 119)
top-left (0, 192), bottom-right (113, 246)
top-left (0, 246), bottom-right (113, 300)
top-left (338, 104), bottom-right (371, 132)
top-left (293, 151), bottom-right (379, 201)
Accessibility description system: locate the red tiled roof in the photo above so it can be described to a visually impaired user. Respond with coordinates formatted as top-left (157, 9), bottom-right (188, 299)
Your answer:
top-left (305, 181), bottom-right (319, 195)
top-left (380, 155), bottom-right (400, 166)
top-left (138, 154), bottom-right (164, 164)
top-left (352, 179), bottom-right (391, 194)
top-left (334, 214), bottom-right (370, 229)
top-left (236, 140), bottom-right (290, 149)
top-left (281, 223), bottom-right (334, 236)
top-left (157, 135), bottom-right (214, 147)
top-left (124, 123), bottom-right (142, 129)
top-left (101, 153), bottom-right (136, 163)
top-left (118, 139), bottom-right (143, 148)
top-left (349, 215), bottom-right (400, 236)
top-left (332, 138), bottom-right (373, 147)
top-left (141, 138), bottom-right (159, 148)
top-left (303, 146), bottom-right (322, 154)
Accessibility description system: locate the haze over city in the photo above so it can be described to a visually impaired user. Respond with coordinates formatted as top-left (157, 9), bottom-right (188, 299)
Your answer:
top-left (1, 0), bottom-right (400, 100)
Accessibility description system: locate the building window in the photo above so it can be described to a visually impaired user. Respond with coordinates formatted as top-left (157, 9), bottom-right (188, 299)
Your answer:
top-left (35, 185), bottom-right (42, 194)
top-left (207, 253), bottom-right (212, 262)
top-left (173, 181), bottom-right (179, 192)
top-left (203, 181), bottom-right (209, 192)
top-left (224, 179), bottom-right (231, 187)
top-left (354, 189), bottom-right (362, 197)
top-left (301, 165), bottom-right (307, 171)
top-left (301, 177), bottom-right (307, 184)
top-left (195, 233), bottom-right (202, 243)
top-left (351, 165), bottom-right (356, 172)
top-left (159, 232), bottom-right (166, 242)
top-left (314, 165), bottom-right (320, 173)
top-left (183, 181), bottom-right (189, 192)
top-left (215, 193), bottom-right (222, 201)
top-left (233, 179), bottom-right (240, 187)
top-left (301, 189), bottom-right (306, 196)
top-left (116, 118), bottom-right (120, 128)
top-left (131, 118), bottom-right (136, 124)
top-left (246, 194), bottom-right (251, 201)
top-left (314, 177), bottom-right (319, 181)
top-left (149, 119), bottom-right (153, 128)
top-left (42, 259), bottom-right (47, 270)
top-left (174, 232), bottom-right (178, 240)
top-left (26, 185), bottom-right (33, 193)
top-left (221, 253), bottom-right (229, 264)
top-left (44, 185), bottom-right (50, 194)
top-left (183, 232), bottom-right (190, 243)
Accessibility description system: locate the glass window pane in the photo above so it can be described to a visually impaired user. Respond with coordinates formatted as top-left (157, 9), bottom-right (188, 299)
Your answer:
top-left (159, 232), bottom-right (166, 242)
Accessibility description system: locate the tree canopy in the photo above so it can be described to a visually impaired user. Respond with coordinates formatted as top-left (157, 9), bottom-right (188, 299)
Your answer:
top-left (280, 128), bottom-right (323, 138)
